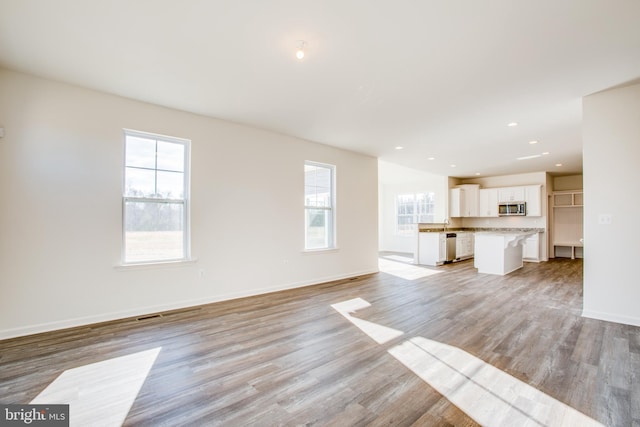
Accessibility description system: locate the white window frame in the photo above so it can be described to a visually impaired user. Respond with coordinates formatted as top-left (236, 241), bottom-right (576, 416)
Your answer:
top-left (122, 129), bottom-right (191, 265)
top-left (396, 192), bottom-right (435, 236)
top-left (304, 161), bottom-right (336, 251)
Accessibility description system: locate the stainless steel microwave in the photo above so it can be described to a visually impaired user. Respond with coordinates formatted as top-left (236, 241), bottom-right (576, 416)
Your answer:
top-left (498, 202), bottom-right (526, 216)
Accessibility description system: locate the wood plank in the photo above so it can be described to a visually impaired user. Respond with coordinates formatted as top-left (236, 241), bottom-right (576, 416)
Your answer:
top-left (0, 258), bottom-right (638, 426)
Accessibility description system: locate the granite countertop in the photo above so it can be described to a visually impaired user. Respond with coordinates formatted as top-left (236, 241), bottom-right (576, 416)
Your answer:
top-left (469, 227), bottom-right (544, 233)
top-left (418, 226), bottom-right (544, 233)
top-left (474, 229), bottom-right (538, 236)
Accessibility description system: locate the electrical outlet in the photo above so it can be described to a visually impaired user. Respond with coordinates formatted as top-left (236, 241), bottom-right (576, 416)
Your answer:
top-left (598, 214), bottom-right (612, 225)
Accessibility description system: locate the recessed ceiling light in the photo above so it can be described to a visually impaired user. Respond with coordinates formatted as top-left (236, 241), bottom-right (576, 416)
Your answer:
top-left (395, 146), bottom-right (403, 150)
top-left (517, 154), bottom-right (542, 160)
top-left (555, 163), bottom-right (563, 167)
top-left (475, 172), bottom-right (481, 176)
top-left (542, 152), bottom-right (550, 155)
top-left (428, 157), bottom-right (435, 160)
top-left (450, 164), bottom-right (456, 168)
top-left (529, 140), bottom-right (539, 144)
top-left (507, 122), bottom-right (518, 127)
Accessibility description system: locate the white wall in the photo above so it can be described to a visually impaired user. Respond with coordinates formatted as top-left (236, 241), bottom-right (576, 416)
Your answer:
top-left (378, 161), bottom-right (448, 253)
top-left (582, 82), bottom-right (640, 327)
top-left (0, 69), bottom-right (379, 338)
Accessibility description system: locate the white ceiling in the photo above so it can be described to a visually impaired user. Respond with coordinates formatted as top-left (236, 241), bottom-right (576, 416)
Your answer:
top-left (1, 1), bottom-right (639, 178)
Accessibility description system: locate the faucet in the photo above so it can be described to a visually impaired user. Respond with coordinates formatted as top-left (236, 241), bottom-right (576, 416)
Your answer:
top-left (443, 218), bottom-right (449, 232)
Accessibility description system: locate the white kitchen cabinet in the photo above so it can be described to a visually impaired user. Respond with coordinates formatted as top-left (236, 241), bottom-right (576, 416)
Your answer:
top-left (455, 232), bottom-right (474, 260)
top-left (418, 232), bottom-right (447, 266)
top-left (522, 232), bottom-right (540, 262)
top-left (479, 188), bottom-right (499, 217)
top-left (498, 186), bottom-right (525, 203)
top-left (461, 185), bottom-right (480, 217)
top-left (474, 232), bottom-right (530, 275)
top-left (450, 184), bottom-right (479, 217)
top-left (449, 188), bottom-right (462, 218)
top-left (524, 185), bottom-right (542, 216)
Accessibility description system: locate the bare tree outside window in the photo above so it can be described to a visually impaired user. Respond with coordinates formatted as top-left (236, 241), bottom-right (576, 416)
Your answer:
top-left (123, 131), bottom-right (190, 263)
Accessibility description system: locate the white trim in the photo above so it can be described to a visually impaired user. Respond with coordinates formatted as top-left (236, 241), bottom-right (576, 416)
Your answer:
top-left (114, 258), bottom-right (198, 271)
top-left (123, 128), bottom-right (190, 145)
top-left (0, 268), bottom-right (379, 340)
top-left (582, 310), bottom-right (640, 327)
top-left (302, 248), bottom-right (340, 254)
top-left (122, 129), bottom-right (191, 264)
top-left (304, 160), bottom-right (337, 250)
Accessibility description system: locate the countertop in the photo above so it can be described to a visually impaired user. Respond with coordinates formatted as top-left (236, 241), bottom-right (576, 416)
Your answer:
top-left (418, 227), bottom-right (544, 233)
top-left (474, 230), bottom-right (538, 236)
top-left (475, 229), bottom-right (537, 248)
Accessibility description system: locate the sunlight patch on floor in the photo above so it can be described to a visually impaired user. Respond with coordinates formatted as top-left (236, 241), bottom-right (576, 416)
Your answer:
top-left (381, 254), bottom-right (415, 263)
top-left (331, 298), bottom-right (404, 344)
top-left (388, 337), bottom-right (604, 427)
top-left (31, 347), bottom-right (161, 427)
top-left (331, 296), bottom-right (604, 427)
top-left (378, 257), bottom-right (442, 280)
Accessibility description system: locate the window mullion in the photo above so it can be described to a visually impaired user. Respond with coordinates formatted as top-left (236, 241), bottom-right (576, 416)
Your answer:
top-left (125, 197), bottom-right (185, 204)
top-left (123, 130), bottom-right (190, 264)
top-left (304, 161), bottom-right (335, 250)
top-left (154, 140), bottom-right (159, 197)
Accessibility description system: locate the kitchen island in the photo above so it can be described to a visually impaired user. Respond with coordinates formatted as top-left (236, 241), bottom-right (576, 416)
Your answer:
top-left (474, 231), bottom-right (537, 275)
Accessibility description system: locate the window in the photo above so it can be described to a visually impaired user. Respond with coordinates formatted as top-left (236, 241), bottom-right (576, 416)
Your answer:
top-left (304, 161), bottom-right (335, 250)
top-left (123, 130), bottom-right (190, 263)
top-left (397, 192), bottom-right (435, 235)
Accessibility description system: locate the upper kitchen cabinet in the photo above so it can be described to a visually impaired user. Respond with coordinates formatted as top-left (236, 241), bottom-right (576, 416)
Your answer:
top-left (479, 188), bottom-right (498, 217)
top-left (497, 186), bottom-right (525, 203)
top-left (450, 187), bottom-right (462, 217)
top-left (450, 184), bottom-right (479, 217)
top-left (496, 185), bottom-right (542, 216)
top-left (452, 183), bottom-right (542, 218)
top-left (524, 185), bottom-right (542, 216)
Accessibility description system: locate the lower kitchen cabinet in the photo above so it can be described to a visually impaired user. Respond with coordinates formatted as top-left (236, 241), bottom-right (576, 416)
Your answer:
top-left (417, 232), bottom-right (447, 266)
top-left (418, 231), bottom-right (475, 266)
top-left (455, 232), bottom-right (474, 260)
top-left (522, 232), bottom-right (540, 262)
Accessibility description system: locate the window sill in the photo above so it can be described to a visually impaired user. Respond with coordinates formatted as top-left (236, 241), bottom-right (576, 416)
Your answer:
top-left (302, 247), bottom-right (339, 254)
top-left (114, 258), bottom-right (198, 271)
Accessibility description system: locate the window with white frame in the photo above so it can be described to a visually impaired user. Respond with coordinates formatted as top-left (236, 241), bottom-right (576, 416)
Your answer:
top-left (304, 161), bottom-right (335, 250)
top-left (123, 130), bottom-right (190, 263)
top-left (397, 192), bottom-right (435, 235)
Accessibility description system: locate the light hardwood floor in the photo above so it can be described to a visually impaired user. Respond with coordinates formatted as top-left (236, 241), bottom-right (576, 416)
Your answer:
top-left (1, 258), bottom-right (639, 426)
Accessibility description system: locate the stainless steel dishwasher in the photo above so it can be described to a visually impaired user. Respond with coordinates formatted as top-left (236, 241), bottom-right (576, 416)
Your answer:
top-left (445, 233), bottom-right (457, 262)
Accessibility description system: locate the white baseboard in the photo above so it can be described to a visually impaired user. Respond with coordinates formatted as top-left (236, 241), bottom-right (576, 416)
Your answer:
top-left (582, 309), bottom-right (640, 327)
top-left (0, 268), bottom-right (379, 341)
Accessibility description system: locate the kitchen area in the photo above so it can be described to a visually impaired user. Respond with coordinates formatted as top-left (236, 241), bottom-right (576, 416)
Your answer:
top-left (378, 163), bottom-right (584, 276)
top-left (416, 182), bottom-right (545, 275)
top-left (410, 174), bottom-right (583, 275)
